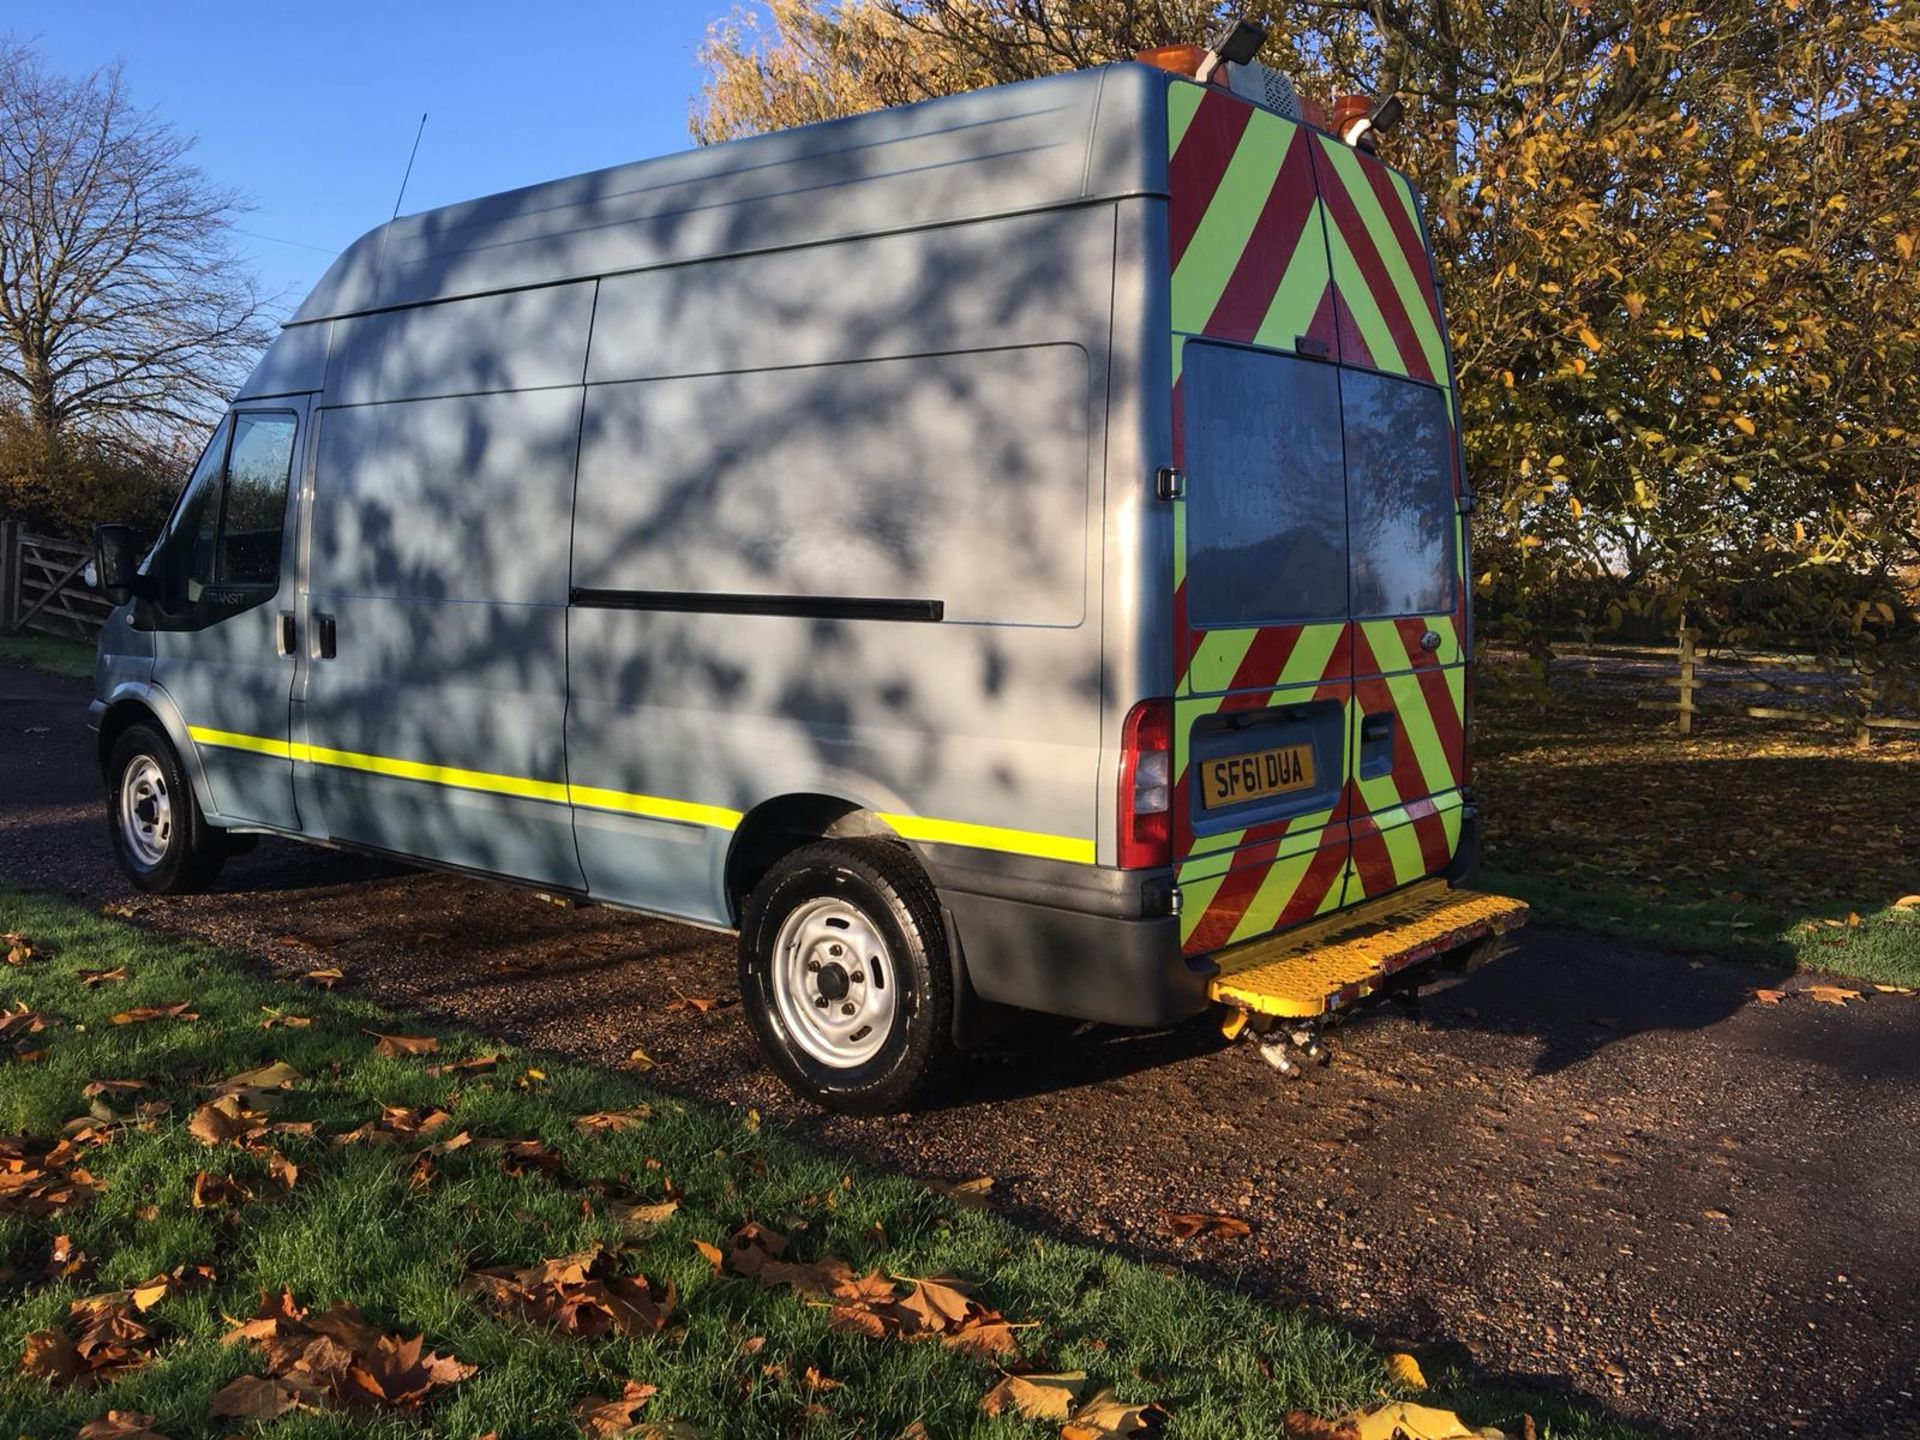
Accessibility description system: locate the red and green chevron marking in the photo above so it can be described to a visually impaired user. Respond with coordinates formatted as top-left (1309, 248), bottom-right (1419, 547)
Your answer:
top-left (1165, 77), bottom-right (1474, 958)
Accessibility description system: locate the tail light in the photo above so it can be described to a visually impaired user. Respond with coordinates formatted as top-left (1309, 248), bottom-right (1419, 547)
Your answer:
top-left (1118, 699), bottom-right (1174, 869)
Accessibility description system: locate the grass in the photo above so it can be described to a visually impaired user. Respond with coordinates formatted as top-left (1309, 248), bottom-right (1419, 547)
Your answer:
top-left (0, 633), bottom-right (94, 681)
top-left (0, 889), bottom-right (1641, 1439)
top-left (1478, 685), bottom-right (1920, 986)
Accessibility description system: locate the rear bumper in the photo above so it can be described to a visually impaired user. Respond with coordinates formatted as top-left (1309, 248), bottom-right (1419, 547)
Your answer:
top-left (918, 844), bottom-right (1215, 1028)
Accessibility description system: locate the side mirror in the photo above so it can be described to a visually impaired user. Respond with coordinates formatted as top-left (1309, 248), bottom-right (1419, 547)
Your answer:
top-left (92, 524), bottom-right (139, 605)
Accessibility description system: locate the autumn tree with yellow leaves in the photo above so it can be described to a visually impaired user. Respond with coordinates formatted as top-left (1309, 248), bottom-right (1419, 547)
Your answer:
top-left (696, 0), bottom-right (1920, 650)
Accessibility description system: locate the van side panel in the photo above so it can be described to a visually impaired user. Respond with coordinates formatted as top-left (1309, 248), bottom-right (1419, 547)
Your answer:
top-left (296, 283), bottom-right (592, 888)
top-left (565, 208), bottom-right (1115, 923)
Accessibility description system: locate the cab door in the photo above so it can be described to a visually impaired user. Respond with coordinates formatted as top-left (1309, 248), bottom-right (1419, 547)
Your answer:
top-left (1165, 82), bottom-right (1354, 956)
top-left (149, 403), bottom-right (307, 831)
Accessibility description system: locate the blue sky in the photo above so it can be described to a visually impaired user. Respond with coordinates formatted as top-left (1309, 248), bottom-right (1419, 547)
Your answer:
top-left (14, 1), bottom-right (739, 312)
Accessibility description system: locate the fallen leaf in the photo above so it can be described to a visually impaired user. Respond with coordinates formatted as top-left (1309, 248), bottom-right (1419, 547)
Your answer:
top-left (1350, 1400), bottom-right (1496, 1440)
top-left (928, 1175), bottom-right (993, 1209)
top-left (367, 1031), bottom-right (440, 1057)
top-left (212, 1061), bottom-right (305, 1094)
top-left (79, 966), bottom-right (130, 987)
top-left (1752, 989), bottom-right (1788, 1005)
top-left (1806, 985), bottom-right (1863, 1006)
top-left (465, 1245), bottom-right (675, 1339)
top-left (76, 1412), bottom-right (170, 1440)
top-left (425, 1052), bottom-right (501, 1076)
top-left (210, 1374), bottom-right (303, 1419)
top-left (625, 1046), bottom-right (659, 1071)
top-left (299, 967), bottom-right (345, 988)
top-left (4, 932), bottom-right (36, 965)
top-left (258, 1005), bottom-right (314, 1029)
top-left (576, 1379), bottom-right (660, 1437)
top-left (574, 1106), bottom-right (652, 1134)
top-left (1161, 1211), bottom-right (1252, 1241)
top-left (691, 1239), bottom-right (725, 1272)
top-left (110, 1003), bottom-right (197, 1025)
top-left (189, 1094), bottom-right (269, 1148)
top-left (1063, 1389), bottom-right (1164, 1439)
top-left (980, 1371), bottom-right (1087, 1421)
top-left (1283, 1416), bottom-right (1360, 1440)
top-left (1893, 895), bottom-right (1920, 910)
top-left (612, 1197), bottom-right (680, 1227)
top-left (1385, 1352), bottom-right (1428, 1390)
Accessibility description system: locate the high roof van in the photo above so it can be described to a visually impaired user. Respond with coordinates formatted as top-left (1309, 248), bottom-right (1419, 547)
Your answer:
top-left (89, 59), bottom-right (1525, 1111)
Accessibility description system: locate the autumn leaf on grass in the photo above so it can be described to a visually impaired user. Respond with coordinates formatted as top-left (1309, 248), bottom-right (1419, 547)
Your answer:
top-left (610, 1196), bottom-right (680, 1228)
top-left (0, 1004), bottom-right (60, 1042)
top-left (1894, 895), bottom-right (1920, 910)
top-left (981, 1371), bottom-right (1088, 1421)
top-left (1063, 1390), bottom-right (1166, 1439)
top-left (367, 1031), bottom-right (440, 1058)
top-left (574, 1105), bottom-right (652, 1134)
top-left (1161, 1211), bottom-right (1252, 1241)
top-left (475, 1136), bottom-right (564, 1179)
top-left (258, 1005), bottom-right (314, 1029)
top-left (210, 1374), bottom-right (304, 1419)
top-left (4, 932), bottom-right (36, 965)
top-left (219, 1289), bottom-right (473, 1413)
top-left (464, 1245), bottom-right (676, 1339)
top-left (1385, 1352), bottom-right (1428, 1390)
top-left (927, 1175), bottom-right (993, 1208)
top-left (1752, 989), bottom-right (1789, 1005)
top-left (721, 1221), bottom-right (791, 1279)
top-left (76, 1412), bottom-right (170, 1440)
top-left (189, 1093), bottom-right (270, 1148)
top-left (425, 1051), bottom-right (501, 1076)
top-left (130, 1263), bottom-right (216, 1310)
top-left (0, 1134), bottom-right (107, 1218)
top-left (111, 1002), bottom-right (197, 1025)
top-left (1283, 1415), bottom-right (1360, 1440)
top-left (576, 1379), bottom-right (660, 1437)
top-left (21, 1293), bottom-right (156, 1388)
top-left (80, 966), bottom-right (131, 987)
top-left (1806, 985), bottom-right (1863, 1006)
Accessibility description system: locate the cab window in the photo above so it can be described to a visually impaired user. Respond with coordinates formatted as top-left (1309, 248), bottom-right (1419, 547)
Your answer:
top-left (156, 411), bottom-right (297, 614)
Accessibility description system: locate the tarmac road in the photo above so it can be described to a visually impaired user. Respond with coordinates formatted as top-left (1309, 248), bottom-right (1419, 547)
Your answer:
top-left (3, 661), bottom-right (1917, 1437)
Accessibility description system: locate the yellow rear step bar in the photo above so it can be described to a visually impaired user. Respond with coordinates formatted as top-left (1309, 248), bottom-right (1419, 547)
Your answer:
top-left (1206, 879), bottom-right (1529, 1019)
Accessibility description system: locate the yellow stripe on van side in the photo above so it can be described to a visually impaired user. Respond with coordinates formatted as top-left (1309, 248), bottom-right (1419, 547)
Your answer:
top-left (565, 784), bottom-right (743, 831)
top-left (186, 726), bottom-right (1094, 864)
top-left (875, 813), bottom-right (1096, 865)
top-left (187, 725), bottom-right (298, 760)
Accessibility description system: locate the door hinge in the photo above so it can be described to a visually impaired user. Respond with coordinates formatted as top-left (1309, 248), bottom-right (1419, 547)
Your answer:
top-left (1156, 466), bottom-right (1186, 501)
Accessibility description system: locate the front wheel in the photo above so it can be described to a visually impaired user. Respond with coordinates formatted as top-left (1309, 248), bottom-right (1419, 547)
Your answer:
top-left (106, 723), bottom-right (227, 894)
top-left (738, 839), bottom-right (952, 1114)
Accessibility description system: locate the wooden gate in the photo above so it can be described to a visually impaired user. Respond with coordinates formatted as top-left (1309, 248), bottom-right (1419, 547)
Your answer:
top-left (0, 521), bottom-right (115, 641)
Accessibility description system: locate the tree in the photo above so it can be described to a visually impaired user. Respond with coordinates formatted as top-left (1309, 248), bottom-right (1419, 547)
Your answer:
top-left (693, 0), bottom-right (1920, 650)
top-left (0, 39), bottom-right (271, 529)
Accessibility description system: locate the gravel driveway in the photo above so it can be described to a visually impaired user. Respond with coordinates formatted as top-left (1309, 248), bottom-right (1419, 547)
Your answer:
top-left (3, 662), bottom-right (1917, 1438)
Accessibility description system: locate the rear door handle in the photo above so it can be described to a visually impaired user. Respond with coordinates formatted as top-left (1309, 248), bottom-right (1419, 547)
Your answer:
top-left (276, 611), bottom-right (295, 656)
top-left (313, 613), bottom-right (337, 660)
top-left (1361, 712), bottom-right (1394, 743)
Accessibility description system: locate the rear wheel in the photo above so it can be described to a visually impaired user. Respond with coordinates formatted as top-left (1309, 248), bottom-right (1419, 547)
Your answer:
top-left (739, 839), bottom-right (951, 1114)
top-left (106, 723), bottom-right (227, 894)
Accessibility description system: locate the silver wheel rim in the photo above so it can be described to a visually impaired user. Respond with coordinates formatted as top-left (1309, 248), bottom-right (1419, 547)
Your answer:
top-left (118, 755), bottom-right (173, 869)
top-left (771, 896), bottom-right (898, 1069)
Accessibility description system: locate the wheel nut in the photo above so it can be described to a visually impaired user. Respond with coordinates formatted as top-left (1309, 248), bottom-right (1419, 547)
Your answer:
top-left (814, 995), bottom-right (829, 1009)
top-left (849, 971), bottom-right (864, 984)
top-left (841, 1002), bottom-right (856, 1016)
top-left (806, 959), bottom-right (820, 972)
top-left (830, 943), bottom-right (844, 957)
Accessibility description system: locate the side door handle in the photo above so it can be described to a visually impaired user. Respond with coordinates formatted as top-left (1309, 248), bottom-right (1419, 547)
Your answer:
top-left (313, 613), bottom-right (337, 660)
top-left (276, 611), bottom-right (296, 656)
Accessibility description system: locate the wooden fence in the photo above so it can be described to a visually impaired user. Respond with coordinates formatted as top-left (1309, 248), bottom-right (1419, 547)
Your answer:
top-left (1491, 622), bottom-right (1920, 743)
top-left (0, 520), bottom-right (114, 641)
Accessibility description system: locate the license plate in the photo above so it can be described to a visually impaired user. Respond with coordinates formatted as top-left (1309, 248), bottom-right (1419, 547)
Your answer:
top-left (1201, 744), bottom-right (1316, 809)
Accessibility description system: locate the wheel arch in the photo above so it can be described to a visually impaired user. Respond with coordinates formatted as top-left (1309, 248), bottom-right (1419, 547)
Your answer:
top-left (95, 684), bottom-right (218, 820)
top-left (723, 792), bottom-right (902, 924)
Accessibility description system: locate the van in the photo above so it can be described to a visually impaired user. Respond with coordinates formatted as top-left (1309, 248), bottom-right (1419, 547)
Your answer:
top-left (89, 58), bottom-right (1525, 1112)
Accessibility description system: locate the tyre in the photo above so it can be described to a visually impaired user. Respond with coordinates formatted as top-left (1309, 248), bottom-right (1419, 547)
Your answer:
top-left (105, 722), bottom-right (227, 894)
top-left (738, 839), bottom-right (952, 1114)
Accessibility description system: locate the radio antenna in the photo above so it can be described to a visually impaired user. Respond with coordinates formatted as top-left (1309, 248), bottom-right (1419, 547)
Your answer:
top-left (369, 112), bottom-right (428, 303)
top-left (391, 112), bottom-right (428, 222)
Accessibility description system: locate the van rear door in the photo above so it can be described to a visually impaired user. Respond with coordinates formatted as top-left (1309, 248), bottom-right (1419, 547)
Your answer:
top-left (1167, 83), bottom-right (1355, 956)
top-left (1310, 136), bottom-right (1469, 902)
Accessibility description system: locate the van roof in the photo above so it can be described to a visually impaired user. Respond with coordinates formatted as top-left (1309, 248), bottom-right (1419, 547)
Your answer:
top-left (291, 64), bottom-right (1169, 325)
